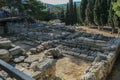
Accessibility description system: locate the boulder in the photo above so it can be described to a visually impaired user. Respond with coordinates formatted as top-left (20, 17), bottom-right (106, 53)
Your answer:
top-left (33, 58), bottom-right (56, 72)
top-left (9, 46), bottom-right (24, 56)
top-left (0, 49), bottom-right (10, 61)
top-left (30, 48), bottom-right (37, 54)
top-left (23, 69), bottom-right (41, 79)
top-left (0, 40), bottom-right (11, 49)
top-left (24, 55), bottom-right (39, 63)
top-left (12, 56), bottom-right (25, 63)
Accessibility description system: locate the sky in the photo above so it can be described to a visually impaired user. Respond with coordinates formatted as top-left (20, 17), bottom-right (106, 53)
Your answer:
top-left (40, 0), bottom-right (81, 5)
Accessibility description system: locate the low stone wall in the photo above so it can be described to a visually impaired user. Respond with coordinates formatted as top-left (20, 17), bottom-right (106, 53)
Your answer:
top-left (81, 38), bottom-right (120, 80)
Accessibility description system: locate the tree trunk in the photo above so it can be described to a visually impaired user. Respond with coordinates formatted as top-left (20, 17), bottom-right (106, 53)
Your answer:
top-left (111, 26), bottom-right (115, 34)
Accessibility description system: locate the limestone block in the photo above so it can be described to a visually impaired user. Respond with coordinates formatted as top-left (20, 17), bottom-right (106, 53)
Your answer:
top-left (0, 40), bottom-right (11, 49)
top-left (0, 49), bottom-right (10, 61)
top-left (34, 58), bottom-right (56, 72)
top-left (24, 55), bottom-right (39, 63)
top-left (13, 56), bottom-right (25, 63)
top-left (23, 69), bottom-right (41, 79)
top-left (9, 46), bottom-right (24, 56)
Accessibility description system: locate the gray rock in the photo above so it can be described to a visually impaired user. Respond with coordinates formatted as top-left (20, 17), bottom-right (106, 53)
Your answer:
top-left (24, 55), bottom-right (39, 63)
top-left (0, 40), bottom-right (11, 49)
top-left (30, 61), bottom-right (39, 70)
top-left (34, 58), bottom-right (56, 72)
top-left (9, 46), bottom-right (24, 56)
top-left (23, 69), bottom-right (41, 79)
top-left (30, 48), bottom-right (37, 54)
top-left (19, 62), bottom-right (30, 68)
top-left (13, 56), bottom-right (25, 63)
top-left (36, 45), bottom-right (44, 52)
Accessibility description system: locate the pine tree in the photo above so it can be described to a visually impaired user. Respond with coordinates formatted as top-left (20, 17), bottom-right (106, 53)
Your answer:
top-left (65, 3), bottom-right (70, 25)
top-left (65, 0), bottom-right (77, 25)
top-left (85, 0), bottom-right (95, 26)
top-left (60, 9), bottom-right (65, 22)
top-left (94, 0), bottom-right (108, 29)
top-left (73, 2), bottom-right (77, 24)
top-left (69, 0), bottom-right (74, 25)
top-left (94, 0), bottom-right (101, 28)
top-left (80, 0), bottom-right (88, 25)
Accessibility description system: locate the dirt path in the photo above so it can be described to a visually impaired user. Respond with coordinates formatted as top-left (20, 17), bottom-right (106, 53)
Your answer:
top-left (77, 26), bottom-right (118, 37)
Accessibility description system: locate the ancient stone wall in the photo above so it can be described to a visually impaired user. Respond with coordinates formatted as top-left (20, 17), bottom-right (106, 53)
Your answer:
top-left (81, 38), bottom-right (120, 80)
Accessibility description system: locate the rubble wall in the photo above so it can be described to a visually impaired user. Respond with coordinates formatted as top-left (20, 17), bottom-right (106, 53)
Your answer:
top-left (81, 39), bottom-right (120, 80)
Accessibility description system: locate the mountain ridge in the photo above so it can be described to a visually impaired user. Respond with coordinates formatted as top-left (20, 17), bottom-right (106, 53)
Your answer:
top-left (44, 1), bottom-right (80, 7)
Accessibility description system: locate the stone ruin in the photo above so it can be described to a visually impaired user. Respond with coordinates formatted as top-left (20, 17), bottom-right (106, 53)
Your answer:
top-left (0, 22), bottom-right (120, 80)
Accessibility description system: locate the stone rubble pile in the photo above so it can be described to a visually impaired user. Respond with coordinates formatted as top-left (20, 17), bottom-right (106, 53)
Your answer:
top-left (0, 37), bottom-right (57, 80)
top-left (0, 37), bottom-right (24, 61)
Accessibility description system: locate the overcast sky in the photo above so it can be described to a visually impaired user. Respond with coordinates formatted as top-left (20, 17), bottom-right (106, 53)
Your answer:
top-left (40, 0), bottom-right (81, 5)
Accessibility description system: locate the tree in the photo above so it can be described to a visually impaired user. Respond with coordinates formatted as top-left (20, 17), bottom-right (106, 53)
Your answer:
top-left (65, 0), bottom-right (78, 25)
top-left (112, 0), bottom-right (120, 17)
top-left (65, 3), bottom-right (70, 25)
top-left (60, 8), bottom-right (65, 22)
top-left (85, 0), bottom-right (95, 26)
top-left (94, 0), bottom-right (108, 30)
top-left (108, 0), bottom-right (117, 33)
top-left (112, 0), bottom-right (120, 34)
top-left (94, 0), bottom-right (101, 28)
top-left (80, 0), bottom-right (87, 25)
top-left (69, 0), bottom-right (74, 25)
top-left (73, 2), bottom-right (78, 24)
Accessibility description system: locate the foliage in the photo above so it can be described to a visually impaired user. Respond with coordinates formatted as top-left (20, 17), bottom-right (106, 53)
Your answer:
top-left (65, 0), bottom-right (78, 25)
top-left (80, 0), bottom-right (87, 25)
top-left (85, 0), bottom-right (95, 25)
top-left (112, 0), bottom-right (120, 17)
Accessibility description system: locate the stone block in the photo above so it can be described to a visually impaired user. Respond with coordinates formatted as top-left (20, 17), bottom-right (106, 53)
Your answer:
top-left (23, 69), bottom-right (41, 79)
top-left (9, 46), bottom-right (24, 56)
top-left (0, 49), bottom-right (10, 61)
top-left (0, 40), bottom-right (11, 49)
top-left (34, 58), bottom-right (56, 72)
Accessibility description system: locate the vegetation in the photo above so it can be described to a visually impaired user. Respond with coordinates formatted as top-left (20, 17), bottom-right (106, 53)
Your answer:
top-left (79, 0), bottom-right (87, 25)
top-left (113, 0), bottom-right (120, 17)
top-left (0, 0), bottom-right (50, 20)
top-left (0, 0), bottom-right (120, 32)
top-left (65, 0), bottom-right (78, 25)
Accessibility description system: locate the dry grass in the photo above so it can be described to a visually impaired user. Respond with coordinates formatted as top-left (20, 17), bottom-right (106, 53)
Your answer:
top-left (77, 26), bottom-right (118, 37)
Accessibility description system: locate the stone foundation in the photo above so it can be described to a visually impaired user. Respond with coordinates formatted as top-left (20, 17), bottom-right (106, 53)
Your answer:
top-left (81, 39), bottom-right (120, 80)
top-left (0, 22), bottom-right (119, 80)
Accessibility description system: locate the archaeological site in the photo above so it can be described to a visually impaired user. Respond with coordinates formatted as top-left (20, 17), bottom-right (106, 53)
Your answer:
top-left (0, 21), bottom-right (120, 80)
top-left (0, 0), bottom-right (120, 80)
